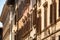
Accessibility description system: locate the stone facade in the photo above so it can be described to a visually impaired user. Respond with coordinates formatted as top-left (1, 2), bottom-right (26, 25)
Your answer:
top-left (1, 0), bottom-right (60, 40)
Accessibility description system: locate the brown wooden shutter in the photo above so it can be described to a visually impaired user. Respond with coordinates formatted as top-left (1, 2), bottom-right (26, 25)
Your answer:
top-left (37, 16), bottom-right (41, 34)
top-left (36, 10), bottom-right (41, 35)
top-left (54, 2), bottom-right (56, 24)
top-left (50, 1), bottom-right (56, 24)
top-left (50, 4), bottom-right (53, 24)
top-left (33, 8), bottom-right (37, 25)
top-left (43, 2), bottom-right (48, 28)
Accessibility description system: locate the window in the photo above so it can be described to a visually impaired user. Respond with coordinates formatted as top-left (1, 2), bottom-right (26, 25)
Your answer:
top-left (33, 7), bottom-right (37, 25)
top-left (44, 6), bottom-right (47, 27)
top-left (50, 0), bottom-right (56, 24)
top-left (43, 1), bottom-right (48, 37)
top-left (37, 9), bottom-right (41, 34)
top-left (50, 4), bottom-right (53, 24)
top-left (43, 2), bottom-right (48, 28)
top-left (18, 1), bottom-right (24, 20)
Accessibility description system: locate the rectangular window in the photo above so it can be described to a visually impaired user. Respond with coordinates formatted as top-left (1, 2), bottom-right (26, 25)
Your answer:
top-left (37, 9), bottom-right (41, 34)
top-left (50, 4), bottom-right (53, 24)
top-left (18, 1), bottom-right (24, 20)
top-left (44, 7), bottom-right (47, 27)
top-left (33, 8), bottom-right (37, 25)
top-left (43, 1), bottom-right (48, 37)
top-left (43, 2), bottom-right (48, 28)
top-left (50, 1), bottom-right (56, 24)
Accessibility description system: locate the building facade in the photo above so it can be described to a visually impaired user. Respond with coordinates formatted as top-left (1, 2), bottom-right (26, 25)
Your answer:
top-left (1, 0), bottom-right (60, 40)
top-left (1, 0), bottom-right (15, 40)
top-left (1, 4), bottom-right (11, 40)
top-left (36, 0), bottom-right (60, 40)
top-left (15, 0), bottom-right (60, 40)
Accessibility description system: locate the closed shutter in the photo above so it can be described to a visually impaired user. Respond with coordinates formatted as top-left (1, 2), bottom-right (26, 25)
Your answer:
top-left (33, 8), bottom-right (37, 25)
top-left (53, 2), bottom-right (56, 24)
top-left (36, 10), bottom-right (41, 35)
top-left (43, 2), bottom-right (48, 28)
top-left (37, 16), bottom-right (41, 34)
top-left (50, 4), bottom-right (53, 24)
top-left (44, 7), bottom-right (47, 28)
top-left (50, 1), bottom-right (56, 24)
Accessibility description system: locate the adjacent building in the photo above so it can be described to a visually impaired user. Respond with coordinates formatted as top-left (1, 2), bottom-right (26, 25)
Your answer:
top-left (1, 0), bottom-right (15, 40)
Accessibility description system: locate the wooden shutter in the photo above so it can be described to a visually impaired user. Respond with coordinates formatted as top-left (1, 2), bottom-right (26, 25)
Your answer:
top-left (50, 1), bottom-right (56, 24)
top-left (36, 10), bottom-right (41, 35)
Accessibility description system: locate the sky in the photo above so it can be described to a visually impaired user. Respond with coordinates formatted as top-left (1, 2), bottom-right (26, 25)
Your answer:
top-left (0, 0), bottom-right (6, 27)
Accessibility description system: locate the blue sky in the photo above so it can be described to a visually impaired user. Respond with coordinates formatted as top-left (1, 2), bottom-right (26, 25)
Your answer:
top-left (0, 0), bottom-right (6, 16)
top-left (0, 0), bottom-right (6, 27)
